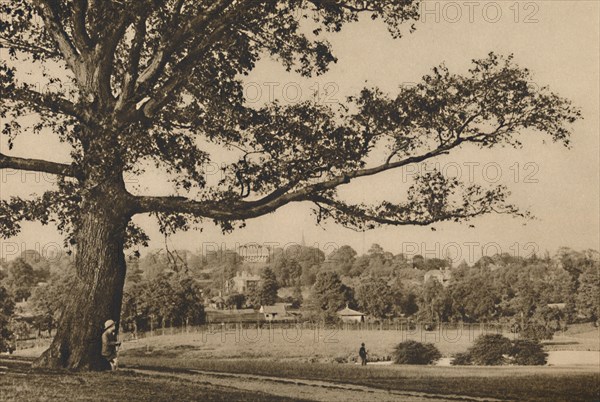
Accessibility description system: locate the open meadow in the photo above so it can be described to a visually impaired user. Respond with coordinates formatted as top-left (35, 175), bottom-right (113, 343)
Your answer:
top-left (6, 323), bottom-right (599, 401)
top-left (112, 322), bottom-right (600, 364)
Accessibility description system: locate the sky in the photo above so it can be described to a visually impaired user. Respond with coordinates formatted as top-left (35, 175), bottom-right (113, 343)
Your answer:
top-left (1, 1), bottom-right (599, 265)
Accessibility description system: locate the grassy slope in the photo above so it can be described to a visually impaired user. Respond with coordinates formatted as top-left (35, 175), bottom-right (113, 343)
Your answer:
top-left (11, 325), bottom-right (599, 401)
top-left (108, 326), bottom-right (511, 363)
top-left (122, 355), bottom-right (600, 402)
top-left (0, 360), bottom-right (307, 402)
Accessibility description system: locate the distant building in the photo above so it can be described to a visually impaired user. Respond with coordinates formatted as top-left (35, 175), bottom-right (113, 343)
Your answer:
top-left (547, 303), bottom-right (566, 310)
top-left (337, 305), bottom-right (366, 323)
top-left (424, 269), bottom-right (451, 287)
top-left (238, 243), bottom-right (271, 263)
top-left (260, 304), bottom-right (295, 322)
top-left (230, 271), bottom-right (261, 293)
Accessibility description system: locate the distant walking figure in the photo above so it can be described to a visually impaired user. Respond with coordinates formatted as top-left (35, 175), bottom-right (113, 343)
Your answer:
top-left (359, 342), bottom-right (368, 366)
top-left (101, 319), bottom-right (121, 371)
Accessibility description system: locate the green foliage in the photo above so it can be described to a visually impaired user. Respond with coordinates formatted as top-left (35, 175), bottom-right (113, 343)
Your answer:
top-left (327, 246), bottom-right (358, 276)
top-left (256, 268), bottom-right (279, 306)
top-left (121, 272), bottom-right (205, 332)
top-left (575, 264), bottom-right (600, 323)
top-left (267, 245), bottom-right (326, 287)
top-left (29, 269), bottom-right (76, 335)
top-left (454, 337), bottom-right (547, 366)
top-left (3, 257), bottom-right (36, 301)
top-left (468, 334), bottom-right (512, 365)
top-left (447, 265), bottom-right (499, 322)
top-left (0, 285), bottom-right (15, 352)
top-left (417, 278), bottom-right (450, 322)
top-left (309, 271), bottom-right (353, 323)
top-left (511, 339), bottom-right (547, 365)
top-left (520, 323), bottom-right (556, 341)
top-left (355, 277), bottom-right (400, 319)
top-left (400, 291), bottom-right (419, 317)
top-left (225, 293), bottom-right (246, 310)
top-left (392, 340), bottom-right (441, 365)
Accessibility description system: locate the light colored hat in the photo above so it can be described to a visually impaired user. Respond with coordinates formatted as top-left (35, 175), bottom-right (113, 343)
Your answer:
top-left (104, 319), bottom-right (115, 330)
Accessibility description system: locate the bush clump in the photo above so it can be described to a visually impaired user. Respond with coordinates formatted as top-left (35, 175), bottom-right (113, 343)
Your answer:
top-left (452, 334), bottom-right (547, 366)
top-left (520, 323), bottom-right (555, 341)
top-left (468, 334), bottom-right (512, 365)
top-left (511, 339), bottom-right (548, 365)
top-left (392, 340), bottom-right (441, 365)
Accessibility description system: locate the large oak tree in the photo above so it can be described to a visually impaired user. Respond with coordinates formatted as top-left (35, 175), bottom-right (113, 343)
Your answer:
top-left (0, 1), bottom-right (580, 370)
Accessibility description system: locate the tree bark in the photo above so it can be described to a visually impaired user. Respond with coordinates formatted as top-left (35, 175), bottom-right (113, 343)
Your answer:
top-left (33, 186), bottom-right (130, 371)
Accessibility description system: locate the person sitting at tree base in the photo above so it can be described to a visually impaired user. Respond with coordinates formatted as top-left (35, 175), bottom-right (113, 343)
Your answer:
top-left (101, 319), bottom-right (121, 371)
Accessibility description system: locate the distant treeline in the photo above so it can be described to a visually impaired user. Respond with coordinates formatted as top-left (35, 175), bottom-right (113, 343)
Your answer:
top-left (0, 245), bottom-right (598, 340)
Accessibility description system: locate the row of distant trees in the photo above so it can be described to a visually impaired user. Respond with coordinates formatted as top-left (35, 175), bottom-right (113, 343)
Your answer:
top-left (120, 272), bottom-right (204, 334)
top-left (0, 245), bottom-right (597, 348)
top-left (306, 248), bottom-right (599, 335)
top-left (123, 243), bottom-right (451, 292)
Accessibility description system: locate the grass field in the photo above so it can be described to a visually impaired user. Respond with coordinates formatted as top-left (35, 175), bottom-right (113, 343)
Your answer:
top-left (8, 323), bottom-right (599, 401)
top-left (120, 356), bottom-right (599, 402)
top-left (111, 322), bottom-right (599, 364)
top-left (117, 324), bottom-right (516, 363)
top-left (112, 323), bottom-right (599, 401)
top-left (0, 359), bottom-right (308, 402)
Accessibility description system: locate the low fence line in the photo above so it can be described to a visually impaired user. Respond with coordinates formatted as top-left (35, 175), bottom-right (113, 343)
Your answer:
top-left (119, 321), bottom-right (520, 342)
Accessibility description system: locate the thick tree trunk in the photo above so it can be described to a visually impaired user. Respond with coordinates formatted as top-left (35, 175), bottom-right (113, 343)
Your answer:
top-left (33, 189), bottom-right (130, 371)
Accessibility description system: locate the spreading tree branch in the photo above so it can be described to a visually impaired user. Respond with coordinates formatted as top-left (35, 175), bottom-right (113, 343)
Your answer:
top-left (0, 153), bottom-right (77, 178)
top-left (32, 0), bottom-right (81, 72)
top-left (131, 137), bottom-right (465, 218)
top-left (135, 0), bottom-right (237, 97)
top-left (71, 0), bottom-right (93, 51)
top-left (4, 86), bottom-right (86, 123)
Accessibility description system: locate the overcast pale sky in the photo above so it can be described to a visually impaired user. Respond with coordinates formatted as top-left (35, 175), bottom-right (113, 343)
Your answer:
top-left (1, 1), bottom-right (598, 264)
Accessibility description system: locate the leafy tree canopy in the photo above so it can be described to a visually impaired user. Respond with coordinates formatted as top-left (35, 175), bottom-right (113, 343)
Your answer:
top-left (0, 1), bottom-right (581, 245)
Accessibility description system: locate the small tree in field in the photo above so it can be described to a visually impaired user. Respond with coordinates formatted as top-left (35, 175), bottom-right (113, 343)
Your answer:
top-left (511, 339), bottom-right (547, 366)
top-left (466, 334), bottom-right (512, 366)
top-left (0, 1), bottom-right (581, 370)
top-left (392, 340), bottom-right (441, 365)
top-left (453, 337), bottom-right (547, 366)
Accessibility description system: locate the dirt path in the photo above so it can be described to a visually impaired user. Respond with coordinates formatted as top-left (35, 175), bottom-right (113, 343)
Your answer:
top-left (127, 366), bottom-right (510, 402)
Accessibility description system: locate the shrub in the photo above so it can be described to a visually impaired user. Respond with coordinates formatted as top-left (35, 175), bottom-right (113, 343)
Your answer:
top-left (453, 337), bottom-right (548, 366)
top-left (520, 323), bottom-right (555, 341)
top-left (451, 352), bottom-right (473, 366)
top-left (511, 339), bottom-right (548, 365)
top-left (392, 340), bottom-right (441, 365)
top-left (468, 334), bottom-right (512, 365)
